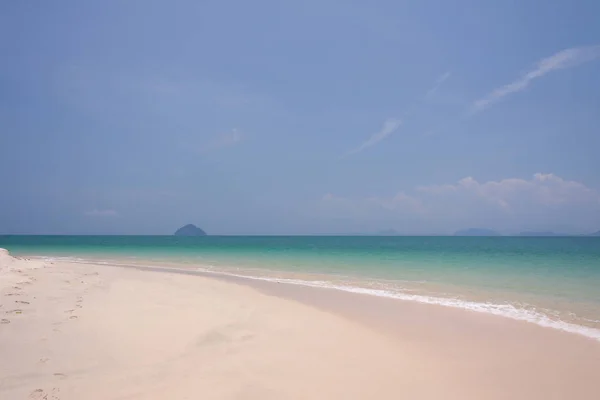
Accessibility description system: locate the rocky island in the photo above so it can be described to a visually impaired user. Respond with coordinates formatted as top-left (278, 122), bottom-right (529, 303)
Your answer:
top-left (174, 224), bottom-right (207, 236)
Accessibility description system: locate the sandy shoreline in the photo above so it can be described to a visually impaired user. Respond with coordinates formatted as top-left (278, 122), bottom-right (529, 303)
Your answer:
top-left (1, 249), bottom-right (599, 399)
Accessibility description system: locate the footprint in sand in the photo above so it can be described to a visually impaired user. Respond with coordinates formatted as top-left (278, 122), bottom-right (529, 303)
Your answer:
top-left (1, 318), bottom-right (10, 324)
top-left (29, 387), bottom-right (60, 399)
top-left (6, 287), bottom-right (23, 296)
top-left (6, 309), bottom-right (23, 315)
top-left (15, 300), bottom-right (30, 305)
top-left (39, 357), bottom-right (50, 363)
top-left (69, 315), bottom-right (78, 320)
top-left (53, 372), bottom-right (67, 379)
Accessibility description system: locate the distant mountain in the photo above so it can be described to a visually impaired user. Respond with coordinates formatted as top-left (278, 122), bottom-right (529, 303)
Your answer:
top-left (518, 231), bottom-right (561, 237)
top-left (587, 230), bottom-right (600, 237)
top-left (454, 228), bottom-right (501, 237)
top-left (174, 224), bottom-right (207, 236)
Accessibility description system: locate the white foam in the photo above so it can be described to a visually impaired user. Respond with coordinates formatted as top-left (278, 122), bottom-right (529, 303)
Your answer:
top-left (39, 256), bottom-right (88, 263)
top-left (194, 267), bottom-right (600, 342)
top-left (38, 256), bottom-right (600, 342)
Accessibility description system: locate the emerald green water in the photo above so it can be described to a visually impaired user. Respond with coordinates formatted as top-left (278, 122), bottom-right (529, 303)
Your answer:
top-left (2, 235), bottom-right (600, 339)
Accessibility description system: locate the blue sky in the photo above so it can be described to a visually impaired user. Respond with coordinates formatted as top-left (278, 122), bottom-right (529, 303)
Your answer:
top-left (1, 0), bottom-right (600, 235)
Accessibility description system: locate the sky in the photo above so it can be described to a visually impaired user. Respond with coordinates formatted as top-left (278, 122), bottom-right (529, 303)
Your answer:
top-left (1, 0), bottom-right (600, 235)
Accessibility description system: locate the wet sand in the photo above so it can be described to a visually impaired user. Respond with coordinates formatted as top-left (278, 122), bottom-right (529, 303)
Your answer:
top-left (1, 249), bottom-right (599, 399)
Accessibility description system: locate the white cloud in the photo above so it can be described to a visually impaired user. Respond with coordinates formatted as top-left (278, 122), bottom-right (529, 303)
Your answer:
top-left (425, 71), bottom-right (452, 98)
top-left (201, 128), bottom-right (243, 153)
top-left (367, 192), bottom-right (426, 214)
top-left (343, 71), bottom-right (454, 157)
top-left (418, 173), bottom-right (599, 209)
top-left (472, 45), bottom-right (600, 112)
top-left (344, 118), bottom-right (402, 157)
top-left (321, 173), bottom-right (600, 233)
top-left (84, 209), bottom-right (118, 217)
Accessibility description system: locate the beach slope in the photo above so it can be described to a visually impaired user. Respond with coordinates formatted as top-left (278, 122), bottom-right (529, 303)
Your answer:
top-left (1, 249), bottom-right (598, 399)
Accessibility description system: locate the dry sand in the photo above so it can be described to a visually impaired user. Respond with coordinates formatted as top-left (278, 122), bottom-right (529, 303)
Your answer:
top-left (1, 248), bottom-right (599, 399)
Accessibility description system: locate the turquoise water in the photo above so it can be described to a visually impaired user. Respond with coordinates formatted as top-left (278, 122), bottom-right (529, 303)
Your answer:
top-left (2, 235), bottom-right (600, 339)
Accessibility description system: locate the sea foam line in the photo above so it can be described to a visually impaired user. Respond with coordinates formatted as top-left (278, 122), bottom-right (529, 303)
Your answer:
top-left (40, 256), bottom-right (600, 342)
top-left (193, 267), bottom-right (600, 342)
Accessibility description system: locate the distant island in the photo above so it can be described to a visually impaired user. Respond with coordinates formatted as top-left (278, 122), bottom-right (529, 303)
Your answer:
top-left (518, 231), bottom-right (561, 237)
top-left (452, 229), bottom-right (600, 237)
top-left (517, 231), bottom-right (600, 237)
top-left (454, 228), bottom-right (501, 237)
top-left (174, 224), bottom-right (207, 236)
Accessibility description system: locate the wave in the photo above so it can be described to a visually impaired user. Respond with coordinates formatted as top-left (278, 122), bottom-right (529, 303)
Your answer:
top-left (39, 256), bottom-right (600, 342)
top-left (194, 267), bottom-right (600, 342)
top-left (40, 256), bottom-right (89, 262)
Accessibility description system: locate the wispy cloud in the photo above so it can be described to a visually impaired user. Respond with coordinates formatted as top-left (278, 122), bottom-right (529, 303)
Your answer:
top-left (320, 173), bottom-right (600, 233)
top-left (425, 71), bottom-right (452, 98)
top-left (343, 71), bottom-right (452, 157)
top-left (472, 45), bottom-right (600, 112)
top-left (344, 118), bottom-right (402, 157)
top-left (84, 209), bottom-right (118, 217)
top-left (201, 128), bottom-right (243, 153)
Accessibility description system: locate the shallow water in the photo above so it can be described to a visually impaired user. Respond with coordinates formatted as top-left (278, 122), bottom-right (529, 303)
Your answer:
top-left (2, 235), bottom-right (600, 340)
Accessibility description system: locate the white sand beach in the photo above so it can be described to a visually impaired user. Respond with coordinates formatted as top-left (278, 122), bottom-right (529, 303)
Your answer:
top-left (1, 248), bottom-right (599, 400)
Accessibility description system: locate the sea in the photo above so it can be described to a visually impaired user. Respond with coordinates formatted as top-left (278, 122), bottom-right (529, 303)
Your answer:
top-left (1, 235), bottom-right (599, 341)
